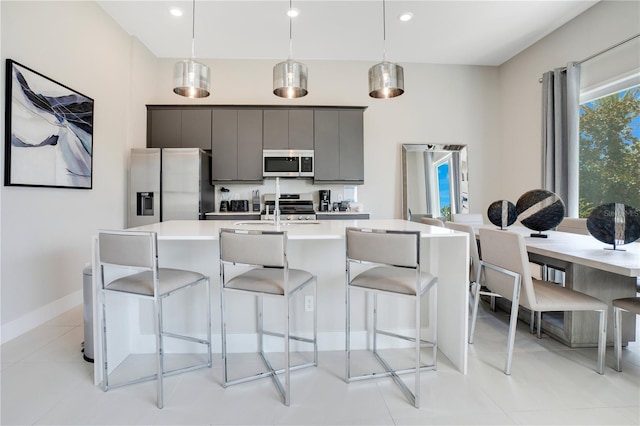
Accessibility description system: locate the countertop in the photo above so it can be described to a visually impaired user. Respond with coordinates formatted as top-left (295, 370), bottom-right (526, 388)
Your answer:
top-left (128, 219), bottom-right (460, 241)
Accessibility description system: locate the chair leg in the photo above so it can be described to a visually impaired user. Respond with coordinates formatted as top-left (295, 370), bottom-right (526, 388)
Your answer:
top-left (597, 309), bottom-right (607, 375)
top-left (345, 285), bottom-right (351, 382)
top-left (469, 281), bottom-right (481, 344)
top-left (155, 297), bottom-right (164, 409)
top-left (373, 293), bottom-right (378, 353)
top-left (284, 294), bottom-right (291, 406)
top-left (614, 306), bottom-right (622, 372)
top-left (536, 311), bottom-right (542, 339)
top-left (504, 299), bottom-right (519, 375)
top-left (220, 285), bottom-right (228, 386)
top-left (205, 278), bottom-right (212, 368)
top-left (101, 293), bottom-right (109, 392)
top-left (414, 292), bottom-right (421, 409)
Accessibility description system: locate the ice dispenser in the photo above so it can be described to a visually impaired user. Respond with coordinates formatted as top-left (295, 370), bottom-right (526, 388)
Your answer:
top-left (137, 192), bottom-right (155, 216)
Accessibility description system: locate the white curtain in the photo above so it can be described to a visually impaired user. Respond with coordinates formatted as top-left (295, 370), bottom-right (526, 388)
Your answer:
top-left (542, 62), bottom-right (581, 217)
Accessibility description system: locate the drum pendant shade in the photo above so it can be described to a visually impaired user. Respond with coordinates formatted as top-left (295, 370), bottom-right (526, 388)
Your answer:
top-left (368, 61), bottom-right (404, 99)
top-left (173, 0), bottom-right (210, 98)
top-left (273, 60), bottom-right (308, 98)
top-left (173, 59), bottom-right (210, 98)
top-left (368, 0), bottom-right (404, 99)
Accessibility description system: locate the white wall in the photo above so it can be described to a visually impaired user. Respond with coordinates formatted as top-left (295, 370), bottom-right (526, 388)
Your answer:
top-left (0, 1), bottom-right (158, 341)
top-left (497, 0), bottom-right (640, 203)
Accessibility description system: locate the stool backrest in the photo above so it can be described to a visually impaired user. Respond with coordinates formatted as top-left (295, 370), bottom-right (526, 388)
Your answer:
top-left (479, 228), bottom-right (536, 308)
top-left (220, 229), bottom-right (286, 268)
top-left (346, 227), bottom-right (420, 268)
top-left (98, 230), bottom-right (155, 269)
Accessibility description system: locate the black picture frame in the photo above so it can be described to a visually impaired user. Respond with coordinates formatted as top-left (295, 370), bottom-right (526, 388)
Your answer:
top-left (4, 59), bottom-right (94, 189)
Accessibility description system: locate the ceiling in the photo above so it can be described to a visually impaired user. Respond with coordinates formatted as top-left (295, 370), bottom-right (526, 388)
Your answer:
top-left (97, 0), bottom-right (599, 66)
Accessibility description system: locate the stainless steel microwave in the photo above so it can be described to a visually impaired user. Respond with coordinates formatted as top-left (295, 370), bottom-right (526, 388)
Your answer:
top-left (263, 150), bottom-right (314, 178)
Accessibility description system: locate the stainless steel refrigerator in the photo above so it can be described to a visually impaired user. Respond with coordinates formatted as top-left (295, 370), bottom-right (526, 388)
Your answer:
top-left (128, 148), bottom-right (214, 227)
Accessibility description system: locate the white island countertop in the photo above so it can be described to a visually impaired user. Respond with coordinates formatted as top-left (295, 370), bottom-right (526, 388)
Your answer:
top-left (128, 219), bottom-right (459, 241)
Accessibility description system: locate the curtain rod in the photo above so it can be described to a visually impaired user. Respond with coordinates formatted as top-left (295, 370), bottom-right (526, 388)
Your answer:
top-left (577, 33), bottom-right (639, 65)
top-left (538, 33), bottom-right (640, 82)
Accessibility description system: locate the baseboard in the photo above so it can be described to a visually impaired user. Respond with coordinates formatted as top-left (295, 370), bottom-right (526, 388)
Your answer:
top-left (1, 291), bottom-right (83, 344)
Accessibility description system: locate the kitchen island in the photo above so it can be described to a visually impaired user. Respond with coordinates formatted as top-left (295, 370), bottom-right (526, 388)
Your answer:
top-left (92, 219), bottom-right (469, 384)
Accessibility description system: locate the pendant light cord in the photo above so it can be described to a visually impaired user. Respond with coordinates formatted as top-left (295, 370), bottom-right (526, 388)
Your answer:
top-left (191, 0), bottom-right (196, 58)
top-left (382, 0), bottom-right (387, 61)
top-left (288, 0), bottom-right (293, 60)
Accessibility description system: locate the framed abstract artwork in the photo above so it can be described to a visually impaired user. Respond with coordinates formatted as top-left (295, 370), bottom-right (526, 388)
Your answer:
top-left (4, 59), bottom-right (94, 189)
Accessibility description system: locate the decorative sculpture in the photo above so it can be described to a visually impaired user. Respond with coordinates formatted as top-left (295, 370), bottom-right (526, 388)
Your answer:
top-left (586, 203), bottom-right (640, 250)
top-left (515, 189), bottom-right (565, 238)
top-left (487, 200), bottom-right (517, 230)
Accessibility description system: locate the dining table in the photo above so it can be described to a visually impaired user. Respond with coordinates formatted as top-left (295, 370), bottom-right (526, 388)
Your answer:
top-left (473, 224), bottom-right (639, 348)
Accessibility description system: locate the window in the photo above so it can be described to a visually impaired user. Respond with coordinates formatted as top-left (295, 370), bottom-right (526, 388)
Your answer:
top-left (578, 81), bottom-right (640, 218)
top-left (437, 161), bottom-right (451, 220)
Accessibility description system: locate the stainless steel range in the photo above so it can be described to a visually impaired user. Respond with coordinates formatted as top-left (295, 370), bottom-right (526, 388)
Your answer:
top-left (261, 193), bottom-right (316, 221)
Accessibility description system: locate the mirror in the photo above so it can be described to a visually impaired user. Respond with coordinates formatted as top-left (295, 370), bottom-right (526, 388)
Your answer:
top-left (402, 144), bottom-right (469, 222)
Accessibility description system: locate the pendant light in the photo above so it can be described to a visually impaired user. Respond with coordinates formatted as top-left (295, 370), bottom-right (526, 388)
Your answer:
top-left (368, 0), bottom-right (404, 99)
top-left (273, 0), bottom-right (308, 98)
top-left (173, 0), bottom-right (210, 98)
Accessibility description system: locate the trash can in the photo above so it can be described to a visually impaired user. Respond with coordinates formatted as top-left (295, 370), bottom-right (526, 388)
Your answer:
top-left (82, 264), bottom-right (94, 362)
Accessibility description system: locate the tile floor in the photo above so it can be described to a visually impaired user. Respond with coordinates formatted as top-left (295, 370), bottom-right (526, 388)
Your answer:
top-left (1, 302), bottom-right (639, 425)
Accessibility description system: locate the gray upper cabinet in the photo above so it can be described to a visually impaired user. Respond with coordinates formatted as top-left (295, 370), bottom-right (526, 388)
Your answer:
top-left (147, 105), bottom-right (363, 183)
top-left (148, 108), bottom-right (211, 150)
top-left (211, 108), bottom-right (263, 182)
top-left (263, 109), bottom-right (314, 150)
top-left (314, 108), bottom-right (365, 183)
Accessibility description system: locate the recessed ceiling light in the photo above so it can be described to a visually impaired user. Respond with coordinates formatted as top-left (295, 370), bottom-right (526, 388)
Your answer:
top-left (399, 12), bottom-right (413, 22)
top-left (170, 7), bottom-right (183, 17)
top-left (287, 8), bottom-right (300, 18)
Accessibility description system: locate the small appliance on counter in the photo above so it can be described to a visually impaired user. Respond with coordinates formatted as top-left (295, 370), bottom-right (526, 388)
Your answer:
top-left (230, 199), bottom-right (249, 212)
top-left (319, 189), bottom-right (331, 212)
top-left (219, 187), bottom-right (230, 212)
top-left (252, 190), bottom-right (261, 212)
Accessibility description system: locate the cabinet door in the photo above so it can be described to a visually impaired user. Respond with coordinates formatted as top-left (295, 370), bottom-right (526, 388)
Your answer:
top-left (181, 109), bottom-right (212, 150)
top-left (313, 110), bottom-right (340, 181)
top-left (339, 110), bottom-right (364, 182)
top-left (289, 109), bottom-right (314, 150)
top-left (237, 110), bottom-right (263, 180)
top-left (263, 110), bottom-right (288, 149)
top-left (211, 109), bottom-right (238, 180)
top-left (149, 109), bottom-right (181, 148)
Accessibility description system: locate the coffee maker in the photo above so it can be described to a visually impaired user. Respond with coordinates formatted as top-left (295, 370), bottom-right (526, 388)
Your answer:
top-left (319, 190), bottom-right (331, 212)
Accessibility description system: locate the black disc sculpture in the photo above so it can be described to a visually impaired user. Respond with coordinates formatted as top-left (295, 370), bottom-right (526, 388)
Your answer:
top-left (515, 189), bottom-right (565, 238)
top-left (487, 200), bottom-right (517, 230)
top-left (586, 203), bottom-right (640, 250)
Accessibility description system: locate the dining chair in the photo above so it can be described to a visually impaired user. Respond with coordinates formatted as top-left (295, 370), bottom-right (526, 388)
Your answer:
top-left (612, 296), bottom-right (640, 371)
top-left (345, 227), bottom-right (438, 408)
top-left (444, 221), bottom-right (482, 307)
top-left (469, 228), bottom-right (607, 375)
top-left (556, 217), bottom-right (589, 235)
top-left (98, 230), bottom-right (212, 409)
top-left (452, 213), bottom-right (484, 225)
top-left (421, 217), bottom-right (445, 227)
top-left (219, 228), bottom-right (317, 406)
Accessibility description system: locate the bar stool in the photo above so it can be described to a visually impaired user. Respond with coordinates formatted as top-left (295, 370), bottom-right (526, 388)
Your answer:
top-left (97, 230), bottom-right (212, 409)
top-left (613, 297), bottom-right (640, 372)
top-left (345, 227), bottom-right (438, 408)
top-left (219, 228), bottom-right (317, 406)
